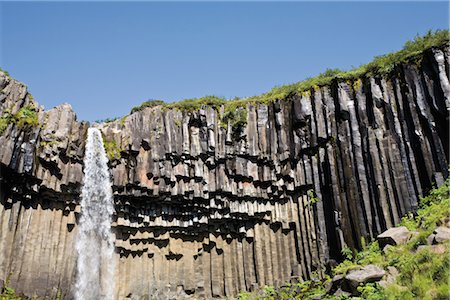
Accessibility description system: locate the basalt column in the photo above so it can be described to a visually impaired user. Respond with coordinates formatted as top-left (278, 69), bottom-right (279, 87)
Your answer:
top-left (0, 46), bottom-right (448, 299)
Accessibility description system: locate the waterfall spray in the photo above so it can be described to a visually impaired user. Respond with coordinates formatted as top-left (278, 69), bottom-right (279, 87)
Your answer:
top-left (75, 128), bottom-right (115, 300)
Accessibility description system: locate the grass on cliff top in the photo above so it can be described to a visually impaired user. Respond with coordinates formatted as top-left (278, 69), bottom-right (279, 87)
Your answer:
top-left (130, 29), bottom-right (449, 115)
top-left (0, 68), bottom-right (10, 77)
top-left (233, 178), bottom-right (450, 300)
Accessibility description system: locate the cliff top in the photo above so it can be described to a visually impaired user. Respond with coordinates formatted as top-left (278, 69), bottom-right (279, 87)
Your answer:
top-left (0, 29), bottom-right (448, 125)
top-left (126, 29), bottom-right (449, 115)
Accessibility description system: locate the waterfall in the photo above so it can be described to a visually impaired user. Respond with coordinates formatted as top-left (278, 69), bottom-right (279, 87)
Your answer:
top-left (75, 128), bottom-right (115, 300)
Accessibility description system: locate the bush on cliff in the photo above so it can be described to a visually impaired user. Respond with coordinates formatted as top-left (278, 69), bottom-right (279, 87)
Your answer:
top-left (130, 99), bottom-right (166, 114)
top-left (0, 105), bottom-right (39, 135)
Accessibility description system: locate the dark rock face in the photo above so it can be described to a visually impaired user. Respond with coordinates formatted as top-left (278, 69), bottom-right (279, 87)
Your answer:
top-left (0, 46), bottom-right (449, 299)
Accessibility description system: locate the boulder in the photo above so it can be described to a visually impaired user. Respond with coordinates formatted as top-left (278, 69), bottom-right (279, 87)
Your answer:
top-left (382, 244), bottom-right (394, 253)
top-left (417, 244), bottom-right (447, 254)
top-left (325, 274), bottom-right (344, 294)
top-left (379, 266), bottom-right (399, 288)
top-left (345, 264), bottom-right (386, 293)
top-left (427, 233), bottom-right (436, 245)
top-left (433, 226), bottom-right (450, 243)
top-left (377, 226), bottom-right (411, 247)
top-left (334, 288), bottom-right (352, 298)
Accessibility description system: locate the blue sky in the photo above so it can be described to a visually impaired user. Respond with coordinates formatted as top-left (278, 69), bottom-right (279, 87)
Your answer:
top-left (0, 1), bottom-right (448, 121)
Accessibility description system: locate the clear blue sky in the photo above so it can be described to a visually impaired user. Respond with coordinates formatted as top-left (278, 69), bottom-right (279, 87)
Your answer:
top-left (0, 1), bottom-right (448, 121)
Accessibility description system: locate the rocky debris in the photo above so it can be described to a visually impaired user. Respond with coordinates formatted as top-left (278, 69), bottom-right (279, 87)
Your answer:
top-left (432, 226), bottom-right (450, 244)
top-left (0, 45), bottom-right (449, 299)
top-left (325, 274), bottom-right (344, 294)
top-left (379, 266), bottom-right (399, 288)
top-left (377, 226), bottom-right (412, 247)
top-left (323, 265), bottom-right (386, 298)
top-left (334, 288), bottom-right (351, 298)
top-left (417, 244), bottom-right (448, 254)
top-left (344, 265), bottom-right (386, 293)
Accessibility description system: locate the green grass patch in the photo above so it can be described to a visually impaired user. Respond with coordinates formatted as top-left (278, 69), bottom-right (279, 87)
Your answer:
top-left (103, 138), bottom-right (121, 160)
top-left (128, 29), bottom-right (449, 118)
top-left (0, 105), bottom-right (39, 135)
top-left (232, 175), bottom-right (450, 300)
top-left (0, 67), bottom-right (10, 77)
top-left (130, 99), bottom-right (166, 114)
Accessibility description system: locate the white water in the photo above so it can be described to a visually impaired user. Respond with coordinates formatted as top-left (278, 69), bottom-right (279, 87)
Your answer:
top-left (75, 128), bottom-right (115, 300)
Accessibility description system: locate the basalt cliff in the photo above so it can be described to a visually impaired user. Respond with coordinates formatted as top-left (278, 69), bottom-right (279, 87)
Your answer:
top-left (0, 45), bottom-right (449, 299)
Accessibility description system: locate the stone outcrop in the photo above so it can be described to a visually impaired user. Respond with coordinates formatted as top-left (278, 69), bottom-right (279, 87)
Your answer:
top-left (0, 46), bottom-right (449, 299)
top-left (344, 264), bottom-right (386, 293)
top-left (376, 226), bottom-right (412, 247)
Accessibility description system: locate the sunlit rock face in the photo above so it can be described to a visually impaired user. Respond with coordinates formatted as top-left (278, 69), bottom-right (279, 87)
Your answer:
top-left (0, 46), bottom-right (448, 299)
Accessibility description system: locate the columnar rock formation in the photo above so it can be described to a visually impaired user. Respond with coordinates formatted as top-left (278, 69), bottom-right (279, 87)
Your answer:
top-left (0, 46), bottom-right (448, 299)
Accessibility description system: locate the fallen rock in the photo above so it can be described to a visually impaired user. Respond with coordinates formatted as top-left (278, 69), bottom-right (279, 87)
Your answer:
top-left (334, 288), bottom-right (352, 298)
top-left (427, 233), bottom-right (436, 245)
top-left (382, 244), bottom-right (394, 253)
top-left (345, 264), bottom-right (386, 293)
top-left (377, 226), bottom-right (411, 247)
top-left (379, 266), bottom-right (399, 288)
top-left (325, 274), bottom-right (344, 294)
top-left (417, 244), bottom-right (447, 254)
top-left (433, 226), bottom-right (450, 243)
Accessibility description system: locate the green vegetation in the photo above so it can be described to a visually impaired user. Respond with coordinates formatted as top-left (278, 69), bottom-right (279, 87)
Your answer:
top-left (39, 140), bottom-right (58, 147)
top-left (130, 99), bottom-right (166, 114)
top-left (0, 275), bottom-right (22, 300)
top-left (128, 29), bottom-right (448, 118)
top-left (243, 29), bottom-right (449, 105)
top-left (103, 138), bottom-right (121, 160)
top-left (165, 95), bottom-right (227, 112)
top-left (0, 277), bottom-right (61, 300)
top-left (95, 117), bottom-right (119, 123)
top-left (0, 105), bottom-right (39, 135)
top-left (0, 67), bottom-right (10, 77)
top-left (306, 189), bottom-right (318, 205)
top-left (233, 177), bottom-right (450, 300)
top-left (220, 107), bottom-right (247, 139)
top-left (111, 30), bottom-right (448, 142)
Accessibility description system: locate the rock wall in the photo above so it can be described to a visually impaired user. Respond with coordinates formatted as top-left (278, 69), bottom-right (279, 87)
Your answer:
top-left (0, 46), bottom-right (448, 299)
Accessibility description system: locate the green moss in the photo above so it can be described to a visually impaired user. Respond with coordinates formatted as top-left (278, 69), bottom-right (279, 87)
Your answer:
top-left (14, 106), bottom-right (39, 130)
top-left (232, 175), bottom-right (450, 300)
top-left (221, 107), bottom-right (248, 139)
top-left (103, 138), bottom-right (121, 160)
top-left (307, 189), bottom-right (318, 205)
top-left (0, 114), bottom-right (11, 135)
top-left (39, 140), bottom-right (58, 147)
top-left (130, 99), bottom-right (165, 114)
top-left (126, 30), bottom-right (449, 118)
top-left (174, 118), bottom-right (182, 128)
top-left (165, 95), bottom-right (227, 112)
top-left (120, 116), bottom-right (126, 126)
top-left (0, 274), bottom-right (21, 300)
top-left (0, 105), bottom-right (39, 135)
top-left (0, 67), bottom-right (10, 77)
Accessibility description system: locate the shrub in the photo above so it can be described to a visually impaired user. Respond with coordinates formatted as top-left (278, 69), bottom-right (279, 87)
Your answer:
top-left (0, 105), bottom-right (39, 135)
top-left (165, 95), bottom-right (227, 112)
top-left (14, 106), bottom-right (39, 130)
top-left (103, 138), bottom-right (121, 160)
top-left (130, 99), bottom-right (165, 114)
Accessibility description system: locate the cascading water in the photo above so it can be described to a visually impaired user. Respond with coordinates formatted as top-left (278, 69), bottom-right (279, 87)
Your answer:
top-left (75, 128), bottom-right (115, 300)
